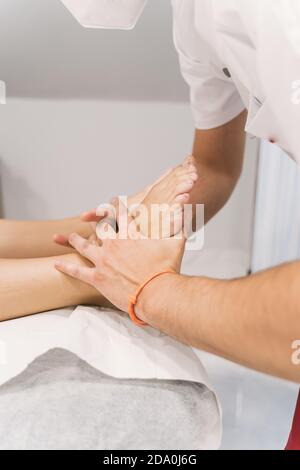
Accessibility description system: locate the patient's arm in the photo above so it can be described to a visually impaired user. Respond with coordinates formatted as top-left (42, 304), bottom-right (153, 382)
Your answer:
top-left (0, 253), bottom-right (113, 322)
top-left (0, 217), bottom-right (93, 259)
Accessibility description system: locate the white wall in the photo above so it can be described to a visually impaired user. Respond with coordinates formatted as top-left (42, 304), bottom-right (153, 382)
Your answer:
top-left (0, 0), bottom-right (186, 102)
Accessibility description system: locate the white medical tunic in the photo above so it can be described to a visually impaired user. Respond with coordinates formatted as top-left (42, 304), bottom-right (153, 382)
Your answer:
top-left (172, 0), bottom-right (300, 162)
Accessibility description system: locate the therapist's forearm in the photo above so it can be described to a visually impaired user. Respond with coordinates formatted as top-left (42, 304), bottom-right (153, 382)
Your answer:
top-left (137, 262), bottom-right (300, 383)
top-left (190, 110), bottom-right (247, 223)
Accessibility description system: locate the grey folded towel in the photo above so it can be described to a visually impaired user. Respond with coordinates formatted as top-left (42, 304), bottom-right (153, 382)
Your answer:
top-left (0, 348), bottom-right (218, 450)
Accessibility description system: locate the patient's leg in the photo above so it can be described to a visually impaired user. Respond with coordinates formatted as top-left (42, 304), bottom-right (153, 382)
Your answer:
top-left (1, 159), bottom-right (198, 258)
top-left (0, 217), bottom-right (93, 259)
top-left (80, 160), bottom-right (199, 240)
top-left (0, 253), bottom-right (111, 322)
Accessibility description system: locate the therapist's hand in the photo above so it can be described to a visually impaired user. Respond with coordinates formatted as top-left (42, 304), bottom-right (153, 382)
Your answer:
top-left (54, 201), bottom-right (186, 315)
top-left (53, 207), bottom-right (108, 248)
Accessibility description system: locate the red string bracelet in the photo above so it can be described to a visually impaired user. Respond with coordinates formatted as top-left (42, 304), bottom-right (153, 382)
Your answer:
top-left (128, 269), bottom-right (177, 327)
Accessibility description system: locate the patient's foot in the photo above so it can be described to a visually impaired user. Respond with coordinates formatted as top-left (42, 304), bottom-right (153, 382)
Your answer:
top-left (128, 157), bottom-right (198, 238)
top-left (55, 157), bottom-right (198, 245)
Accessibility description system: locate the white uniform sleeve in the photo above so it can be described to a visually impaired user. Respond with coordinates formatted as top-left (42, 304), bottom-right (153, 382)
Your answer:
top-left (172, 2), bottom-right (245, 130)
top-left (177, 51), bottom-right (246, 130)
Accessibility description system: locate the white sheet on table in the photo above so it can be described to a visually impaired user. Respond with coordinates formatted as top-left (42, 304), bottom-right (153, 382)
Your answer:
top-left (0, 305), bottom-right (222, 448)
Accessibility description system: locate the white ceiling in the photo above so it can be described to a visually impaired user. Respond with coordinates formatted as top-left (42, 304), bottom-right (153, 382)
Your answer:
top-left (0, 0), bottom-right (188, 101)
